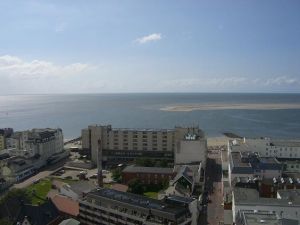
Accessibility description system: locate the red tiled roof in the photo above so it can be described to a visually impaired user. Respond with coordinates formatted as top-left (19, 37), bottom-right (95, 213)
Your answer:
top-left (51, 194), bottom-right (79, 217)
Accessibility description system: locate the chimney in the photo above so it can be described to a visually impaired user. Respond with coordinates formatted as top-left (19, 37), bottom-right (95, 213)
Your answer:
top-left (97, 139), bottom-right (103, 187)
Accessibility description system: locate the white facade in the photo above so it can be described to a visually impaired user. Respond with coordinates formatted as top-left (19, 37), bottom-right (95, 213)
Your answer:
top-left (175, 139), bottom-right (207, 167)
top-left (229, 138), bottom-right (300, 159)
top-left (8, 128), bottom-right (64, 159)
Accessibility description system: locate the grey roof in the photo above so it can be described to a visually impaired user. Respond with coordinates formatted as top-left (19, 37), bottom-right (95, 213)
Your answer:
top-left (87, 188), bottom-right (189, 219)
top-left (271, 140), bottom-right (300, 148)
top-left (230, 152), bottom-right (253, 174)
top-left (166, 195), bottom-right (195, 204)
top-left (237, 210), bottom-right (299, 225)
top-left (122, 165), bottom-right (174, 174)
top-left (277, 189), bottom-right (300, 201)
top-left (230, 151), bottom-right (282, 174)
top-left (69, 181), bottom-right (96, 195)
top-left (59, 218), bottom-right (80, 225)
top-left (233, 188), bottom-right (300, 206)
top-left (171, 166), bottom-right (193, 185)
top-left (15, 200), bottom-right (60, 225)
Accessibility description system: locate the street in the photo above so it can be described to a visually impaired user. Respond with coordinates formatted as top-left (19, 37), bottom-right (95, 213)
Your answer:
top-left (199, 149), bottom-right (224, 225)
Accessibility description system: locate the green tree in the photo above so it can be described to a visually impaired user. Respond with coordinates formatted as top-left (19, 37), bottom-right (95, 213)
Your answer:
top-left (128, 178), bottom-right (144, 195)
top-left (112, 168), bottom-right (122, 183)
top-left (0, 218), bottom-right (13, 225)
top-left (135, 158), bottom-right (155, 167)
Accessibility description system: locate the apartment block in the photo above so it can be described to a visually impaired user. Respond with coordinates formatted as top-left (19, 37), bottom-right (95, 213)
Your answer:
top-left (79, 188), bottom-right (199, 225)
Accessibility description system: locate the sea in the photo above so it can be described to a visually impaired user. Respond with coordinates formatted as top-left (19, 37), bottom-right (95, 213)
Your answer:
top-left (0, 93), bottom-right (300, 139)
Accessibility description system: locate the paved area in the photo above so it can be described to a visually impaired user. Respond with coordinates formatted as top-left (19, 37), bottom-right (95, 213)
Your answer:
top-left (199, 149), bottom-right (224, 225)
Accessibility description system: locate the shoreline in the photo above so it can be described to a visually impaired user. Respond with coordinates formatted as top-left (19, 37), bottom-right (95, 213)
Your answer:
top-left (160, 103), bottom-right (300, 112)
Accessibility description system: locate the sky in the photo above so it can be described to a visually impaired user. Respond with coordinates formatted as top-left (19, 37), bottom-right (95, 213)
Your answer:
top-left (0, 0), bottom-right (300, 94)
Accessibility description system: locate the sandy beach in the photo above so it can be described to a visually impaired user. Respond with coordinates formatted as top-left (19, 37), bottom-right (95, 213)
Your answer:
top-left (160, 103), bottom-right (300, 112)
top-left (207, 136), bottom-right (232, 147)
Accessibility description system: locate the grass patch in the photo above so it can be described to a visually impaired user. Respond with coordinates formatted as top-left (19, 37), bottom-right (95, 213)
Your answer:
top-left (104, 183), bottom-right (112, 188)
top-left (144, 192), bottom-right (158, 199)
top-left (25, 179), bottom-right (52, 205)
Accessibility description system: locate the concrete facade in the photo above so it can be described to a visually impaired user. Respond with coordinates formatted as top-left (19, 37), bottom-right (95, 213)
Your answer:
top-left (82, 124), bottom-right (207, 166)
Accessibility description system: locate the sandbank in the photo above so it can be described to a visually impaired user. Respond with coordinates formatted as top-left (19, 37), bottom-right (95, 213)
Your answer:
top-left (160, 103), bottom-right (300, 112)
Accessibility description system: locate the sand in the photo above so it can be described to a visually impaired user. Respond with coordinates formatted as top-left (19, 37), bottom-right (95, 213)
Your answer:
top-left (160, 103), bottom-right (300, 112)
top-left (207, 136), bottom-right (231, 147)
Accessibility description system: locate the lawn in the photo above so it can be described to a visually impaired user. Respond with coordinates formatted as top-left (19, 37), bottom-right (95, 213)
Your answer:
top-left (144, 192), bottom-right (158, 199)
top-left (25, 179), bottom-right (52, 205)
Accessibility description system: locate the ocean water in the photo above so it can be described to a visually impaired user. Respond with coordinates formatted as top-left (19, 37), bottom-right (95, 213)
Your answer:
top-left (0, 93), bottom-right (300, 139)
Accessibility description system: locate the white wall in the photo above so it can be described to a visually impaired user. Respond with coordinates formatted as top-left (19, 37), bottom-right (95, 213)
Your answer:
top-left (175, 139), bottom-right (207, 166)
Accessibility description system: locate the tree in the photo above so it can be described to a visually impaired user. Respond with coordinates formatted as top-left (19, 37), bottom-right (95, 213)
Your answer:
top-left (0, 218), bottom-right (12, 225)
top-left (112, 168), bottom-right (122, 183)
top-left (128, 178), bottom-right (144, 195)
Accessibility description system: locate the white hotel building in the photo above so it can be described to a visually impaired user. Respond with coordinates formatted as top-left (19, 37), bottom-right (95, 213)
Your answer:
top-left (228, 138), bottom-right (300, 159)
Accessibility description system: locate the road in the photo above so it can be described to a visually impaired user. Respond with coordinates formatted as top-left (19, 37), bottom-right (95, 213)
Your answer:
top-left (199, 149), bottom-right (224, 225)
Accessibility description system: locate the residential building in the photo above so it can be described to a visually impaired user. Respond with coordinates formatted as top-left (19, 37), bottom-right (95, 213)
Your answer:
top-left (160, 164), bottom-right (203, 198)
top-left (229, 138), bottom-right (300, 159)
top-left (228, 151), bottom-right (282, 186)
top-left (15, 200), bottom-right (63, 225)
top-left (79, 188), bottom-right (199, 225)
top-left (8, 128), bottom-right (64, 160)
top-left (0, 135), bottom-right (4, 151)
top-left (122, 165), bottom-right (175, 185)
top-left (82, 124), bottom-right (207, 167)
top-left (0, 128), bottom-right (13, 150)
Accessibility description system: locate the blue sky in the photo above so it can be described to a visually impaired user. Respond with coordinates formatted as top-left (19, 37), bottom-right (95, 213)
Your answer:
top-left (0, 0), bottom-right (299, 94)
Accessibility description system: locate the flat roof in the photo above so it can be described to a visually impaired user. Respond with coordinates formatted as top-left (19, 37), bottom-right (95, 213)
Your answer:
top-left (239, 210), bottom-right (281, 225)
top-left (233, 188), bottom-right (300, 206)
top-left (277, 189), bottom-right (300, 201)
top-left (122, 165), bottom-right (174, 174)
top-left (87, 188), bottom-right (188, 217)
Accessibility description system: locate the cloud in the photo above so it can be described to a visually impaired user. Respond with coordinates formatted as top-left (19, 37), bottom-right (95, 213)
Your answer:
top-left (135, 33), bottom-right (162, 44)
top-left (158, 76), bottom-right (300, 91)
top-left (0, 55), bottom-right (92, 79)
